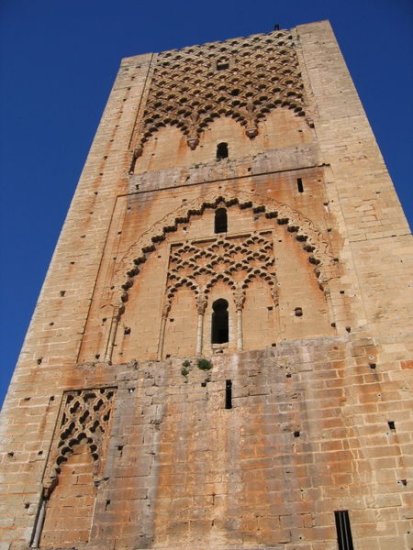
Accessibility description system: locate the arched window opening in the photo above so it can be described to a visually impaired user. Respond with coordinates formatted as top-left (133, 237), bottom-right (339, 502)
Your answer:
top-left (215, 208), bottom-right (227, 233)
top-left (211, 299), bottom-right (229, 344)
top-left (216, 142), bottom-right (228, 160)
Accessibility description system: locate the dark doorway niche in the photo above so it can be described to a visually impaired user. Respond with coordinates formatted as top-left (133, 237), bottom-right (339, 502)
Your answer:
top-left (216, 142), bottom-right (228, 160)
top-left (211, 299), bottom-right (229, 344)
top-left (215, 208), bottom-right (227, 233)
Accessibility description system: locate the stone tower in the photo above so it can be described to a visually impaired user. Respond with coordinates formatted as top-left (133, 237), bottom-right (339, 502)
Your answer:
top-left (1, 20), bottom-right (412, 550)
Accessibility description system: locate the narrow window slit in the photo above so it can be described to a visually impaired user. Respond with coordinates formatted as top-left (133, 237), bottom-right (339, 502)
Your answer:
top-left (334, 510), bottom-right (354, 550)
top-left (297, 178), bottom-right (304, 193)
top-left (225, 380), bottom-right (232, 409)
top-left (388, 420), bottom-right (396, 431)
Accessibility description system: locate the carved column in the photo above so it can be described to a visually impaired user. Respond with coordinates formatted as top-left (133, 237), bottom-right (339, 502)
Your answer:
top-left (30, 492), bottom-right (47, 549)
top-left (234, 287), bottom-right (245, 352)
top-left (158, 302), bottom-right (171, 360)
top-left (196, 294), bottom-right (207, 356)
top-left (104, 305), bottom-right (120, 362)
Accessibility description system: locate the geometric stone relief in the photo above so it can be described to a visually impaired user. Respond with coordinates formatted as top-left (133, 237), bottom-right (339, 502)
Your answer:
top-left (131, 29), bottom-right (309, 169)
top-left (114, 191), bottom-right (337, 323)
top-left (165, 231), bottom-right (278, 316)
top-left (43, 387), bottom-right (116, 493)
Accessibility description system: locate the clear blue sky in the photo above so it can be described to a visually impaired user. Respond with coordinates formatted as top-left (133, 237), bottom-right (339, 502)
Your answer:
top-left (1, 0), bottom-right (412, 407)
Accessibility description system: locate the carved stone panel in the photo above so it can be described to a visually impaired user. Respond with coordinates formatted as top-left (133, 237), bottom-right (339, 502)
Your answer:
top-left (44, 387), bottom-right (116, 490)
top-left (132, 29), bottom-right (307, 163)
top-left (164, 230), bottom-right (278, 316)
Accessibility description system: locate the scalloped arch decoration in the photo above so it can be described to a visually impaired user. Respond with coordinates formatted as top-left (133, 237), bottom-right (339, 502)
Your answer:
top-left (114, 190), bottom-right (336, 321)
top-left (130, 29), bottom-right (311, 171)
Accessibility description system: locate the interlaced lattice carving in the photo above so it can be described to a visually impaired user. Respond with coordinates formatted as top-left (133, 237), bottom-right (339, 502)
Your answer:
top-left (164, 232), bottom-right (277, 315)
top-left (131, 29), bottom-right (306, 165)
top-left (115, 192), bottom-right (336, 318)
top-left (44, 387), bottom-right (116, 489)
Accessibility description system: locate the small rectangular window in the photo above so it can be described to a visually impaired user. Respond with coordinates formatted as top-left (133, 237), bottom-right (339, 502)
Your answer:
top-left (334, 510), bottom-right (354, 550)
top-left (225, 380), bottom-right (232, 409)
top-left (217, 61), bottom-right (229, 71)
top-left (297, 178), bottom-right (304, 193)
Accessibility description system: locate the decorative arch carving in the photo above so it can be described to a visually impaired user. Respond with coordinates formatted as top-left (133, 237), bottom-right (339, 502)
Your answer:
top-left (113, 190), bottom-right (336, 324)
top-left (130, 29), bottom-right (310, 170)
top-left (43, 387), bottom-right (116, 493)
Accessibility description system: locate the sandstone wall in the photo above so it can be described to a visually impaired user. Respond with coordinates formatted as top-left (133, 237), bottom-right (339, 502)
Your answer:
top-left (0, 20), bottom-right (412, 550)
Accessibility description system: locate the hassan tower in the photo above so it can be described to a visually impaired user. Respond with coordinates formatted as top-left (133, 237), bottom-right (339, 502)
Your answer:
top-left (0, 19), bottom-right (412, 550)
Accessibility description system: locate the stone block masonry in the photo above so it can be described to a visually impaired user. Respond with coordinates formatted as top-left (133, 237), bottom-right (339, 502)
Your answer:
top-left (0, 19), bottom-right (412, 550)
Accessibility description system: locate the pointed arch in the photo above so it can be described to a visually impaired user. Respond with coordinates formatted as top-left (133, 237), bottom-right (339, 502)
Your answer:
top-left (113, 190), bottom-right (336, 323)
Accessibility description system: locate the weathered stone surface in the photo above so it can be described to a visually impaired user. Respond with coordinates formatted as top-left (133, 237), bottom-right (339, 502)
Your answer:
top-left (1, 20), bottom-right (412, 550)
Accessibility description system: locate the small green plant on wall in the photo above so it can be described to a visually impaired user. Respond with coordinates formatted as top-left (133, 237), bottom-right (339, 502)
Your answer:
top-left (197, 358), bottom-right (213, 371)
top-left (181, 359), bottom-right (191, 377)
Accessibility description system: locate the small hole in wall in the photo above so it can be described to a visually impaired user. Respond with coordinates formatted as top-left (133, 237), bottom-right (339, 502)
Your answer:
top-left (59, 290), bottom-right (66, 297)
top-left (216, 61), bottom-right (229, 70)
top-left (345, 326), bottom-right (351, 333)
top-left (340, 290), bottom-right (345, 295)
top-left (388, 420), bottom-right (396, 431)
top-left (166, 354), bottom-right (170, 358)
top-left (49, 395), bottom-right (55, 401)
top-left (38, 450), bottom-right (43, 456)
top-left (271, 343), bottom-right (276, 347)
top-left (105, 499), bottom-right (111, 510)
top-left (297, 178), bottom-right (304, 193)
top-left (95, 354), bottom-right (100, 360)
top-left (399, 479), bottom-right (407, 486)
top-left (24, 503), bottom-right (30, 509)
top-left (267, 306), bottom-right (273, 311)
top-left (117, 445), bottom-right (124, 452)
top-left (331, 322), bottom-right (336, 328)
top-left (49, 322), bottom-right (54, 326)
top-left (7, 451), bottom-right (14, 457)
top-left (286, 373), bottom-right (292, 378)
top-left (169, 318), bottom-right (174, 322)
top-left (201, 382), bottom-right (207, 387)
top-left (294, 307), bottom-right (303, 317)
top-left (369, 363), bottom-right (376, 369)
top-left (37, 358), bottom-right (43, 365)
top-left (294, 431), bottom-right (300, 438)
top-left (124, 327), bottom-right (131, 335)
